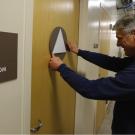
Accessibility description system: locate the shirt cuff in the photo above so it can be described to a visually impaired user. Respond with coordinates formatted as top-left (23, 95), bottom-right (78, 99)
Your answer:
top-left (77, 49), bottom-right (83, 56)
top-left (57, 64), bottom-right (67, 73)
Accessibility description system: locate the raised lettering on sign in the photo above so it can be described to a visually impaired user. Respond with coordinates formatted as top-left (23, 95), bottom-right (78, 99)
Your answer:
top-left (0, 67), bottom-right (7, 72)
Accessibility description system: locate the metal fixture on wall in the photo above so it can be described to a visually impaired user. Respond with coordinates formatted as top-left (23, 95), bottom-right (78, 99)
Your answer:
top-left (93, 43), bottom-right (99, 48)
top-left (31, 120), bottom-right (43, 133)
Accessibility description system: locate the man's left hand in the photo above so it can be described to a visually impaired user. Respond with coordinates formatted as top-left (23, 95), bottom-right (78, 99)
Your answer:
top-left (49, 54), bottom-right (64, 70)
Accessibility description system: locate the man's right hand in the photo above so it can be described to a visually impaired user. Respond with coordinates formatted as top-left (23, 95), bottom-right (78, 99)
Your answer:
top-left (67, 41), bottom-right (79, 54)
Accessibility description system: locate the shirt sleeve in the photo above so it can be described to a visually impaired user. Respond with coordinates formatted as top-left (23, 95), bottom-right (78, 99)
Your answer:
top-left (58, 64), bottom-right (135, 101)
top-left (78, 49), bottom-right (133, 72)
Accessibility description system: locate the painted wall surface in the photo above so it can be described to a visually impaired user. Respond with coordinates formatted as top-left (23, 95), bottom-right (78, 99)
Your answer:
top-left (75, 0), bottom-right (100, 134)
top-left (95, 7), bottom-right (111, 132)
top-left (31, 0), bottom-right (79, 134)
top-left (108, 30), bottom-right (119, 77)
top-left (0, 0), bottom-right (33, 133)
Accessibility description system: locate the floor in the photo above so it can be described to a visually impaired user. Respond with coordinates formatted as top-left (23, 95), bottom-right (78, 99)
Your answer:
top-left (98, 102), bottom-right (115, 134)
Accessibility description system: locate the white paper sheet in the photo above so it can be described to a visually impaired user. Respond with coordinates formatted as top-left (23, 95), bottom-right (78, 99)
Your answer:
top-left (52, 29), bottom-right (66, 54)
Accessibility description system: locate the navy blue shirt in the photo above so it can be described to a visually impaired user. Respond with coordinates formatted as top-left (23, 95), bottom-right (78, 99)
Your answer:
top-left (58, 49), bottom-right (135, 134)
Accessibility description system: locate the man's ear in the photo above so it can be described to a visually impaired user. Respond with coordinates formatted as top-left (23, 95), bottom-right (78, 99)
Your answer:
top-left (131, 30), bottom-right (135, 38)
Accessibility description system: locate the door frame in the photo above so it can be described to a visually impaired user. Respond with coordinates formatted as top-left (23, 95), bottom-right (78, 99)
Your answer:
top-left (21, 0), bottom-right (33, 133)
top-left (74, 0), bottom-right (97, 134)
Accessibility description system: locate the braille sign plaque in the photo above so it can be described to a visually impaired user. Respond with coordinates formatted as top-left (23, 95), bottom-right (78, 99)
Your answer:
top-left (0, 31), bottom-right (18, 83)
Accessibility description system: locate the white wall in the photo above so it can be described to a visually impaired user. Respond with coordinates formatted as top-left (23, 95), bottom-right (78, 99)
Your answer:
top-left (87, 0), bottom-right (100, 132)
top-left (0, 0), bottom-right (33, 133)
top-left (108, 30), bottom-right (118, 77)
top-left (75, 0), bottom-right (120, 134)
top-left (74, 0), bottom-right (100, 134)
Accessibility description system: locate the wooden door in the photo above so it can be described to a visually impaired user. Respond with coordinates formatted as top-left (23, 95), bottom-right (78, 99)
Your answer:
top-left (95, 7), bottom-right (111, 132)
top-left (31, 0), bottom-right (80, 134)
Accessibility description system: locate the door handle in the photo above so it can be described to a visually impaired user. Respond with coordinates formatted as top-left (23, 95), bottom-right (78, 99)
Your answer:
top-left (31, 120), bottom-right (43, 133)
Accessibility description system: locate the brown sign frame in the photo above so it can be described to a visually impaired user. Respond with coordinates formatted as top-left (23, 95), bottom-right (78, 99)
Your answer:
top-left (0, 31), bottom-right (18, 83)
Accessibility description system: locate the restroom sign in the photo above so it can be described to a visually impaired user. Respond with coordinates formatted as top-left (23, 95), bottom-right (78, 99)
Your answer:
top-left (0, 31), bottom-right (18, 83)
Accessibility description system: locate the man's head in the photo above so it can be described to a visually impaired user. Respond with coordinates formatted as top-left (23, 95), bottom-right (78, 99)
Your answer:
top-left (113, 14), bottom-right (135, 57)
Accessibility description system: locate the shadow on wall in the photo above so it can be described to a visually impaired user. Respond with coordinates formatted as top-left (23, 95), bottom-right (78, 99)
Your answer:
top-left (48, 69), bottom-right (64, 132)
top-left (48, 51), bottom-right (76, 132)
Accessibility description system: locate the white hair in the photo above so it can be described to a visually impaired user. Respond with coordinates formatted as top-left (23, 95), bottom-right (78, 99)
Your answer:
top-left (113, 14), bottom-right (135, 33)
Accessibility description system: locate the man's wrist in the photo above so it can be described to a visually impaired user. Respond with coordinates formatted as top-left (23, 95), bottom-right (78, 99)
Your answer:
top-left (57, 64), bottom-right (66, 72)
top-left (77, 49), bottom-right (81, 55)
top-left (72, 49), bottom-right (79, 54)
top-left (75, 49), bottom-right (79, 54)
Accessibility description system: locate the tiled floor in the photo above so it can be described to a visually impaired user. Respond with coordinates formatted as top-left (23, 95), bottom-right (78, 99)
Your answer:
top-left (98, 102), bottom-right (115, 134)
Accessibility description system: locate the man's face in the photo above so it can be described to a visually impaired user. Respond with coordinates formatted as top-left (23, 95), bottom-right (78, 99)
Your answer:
top-left (116, 29), bottom-right (135, 56)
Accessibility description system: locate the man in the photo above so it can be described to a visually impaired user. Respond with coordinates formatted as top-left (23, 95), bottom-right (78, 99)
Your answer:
top-left (49, 14), bottom-right (135, 134)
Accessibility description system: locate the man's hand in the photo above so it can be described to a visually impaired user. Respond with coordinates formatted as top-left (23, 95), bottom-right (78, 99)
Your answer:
top-left (67, 41), bottom-right (79, 54)
top-left (49, 54), bottom-right (64, 70)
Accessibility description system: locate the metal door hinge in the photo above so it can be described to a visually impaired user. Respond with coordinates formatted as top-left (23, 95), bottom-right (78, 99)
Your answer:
top-left (31, 120), bottom-right (43, 133)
